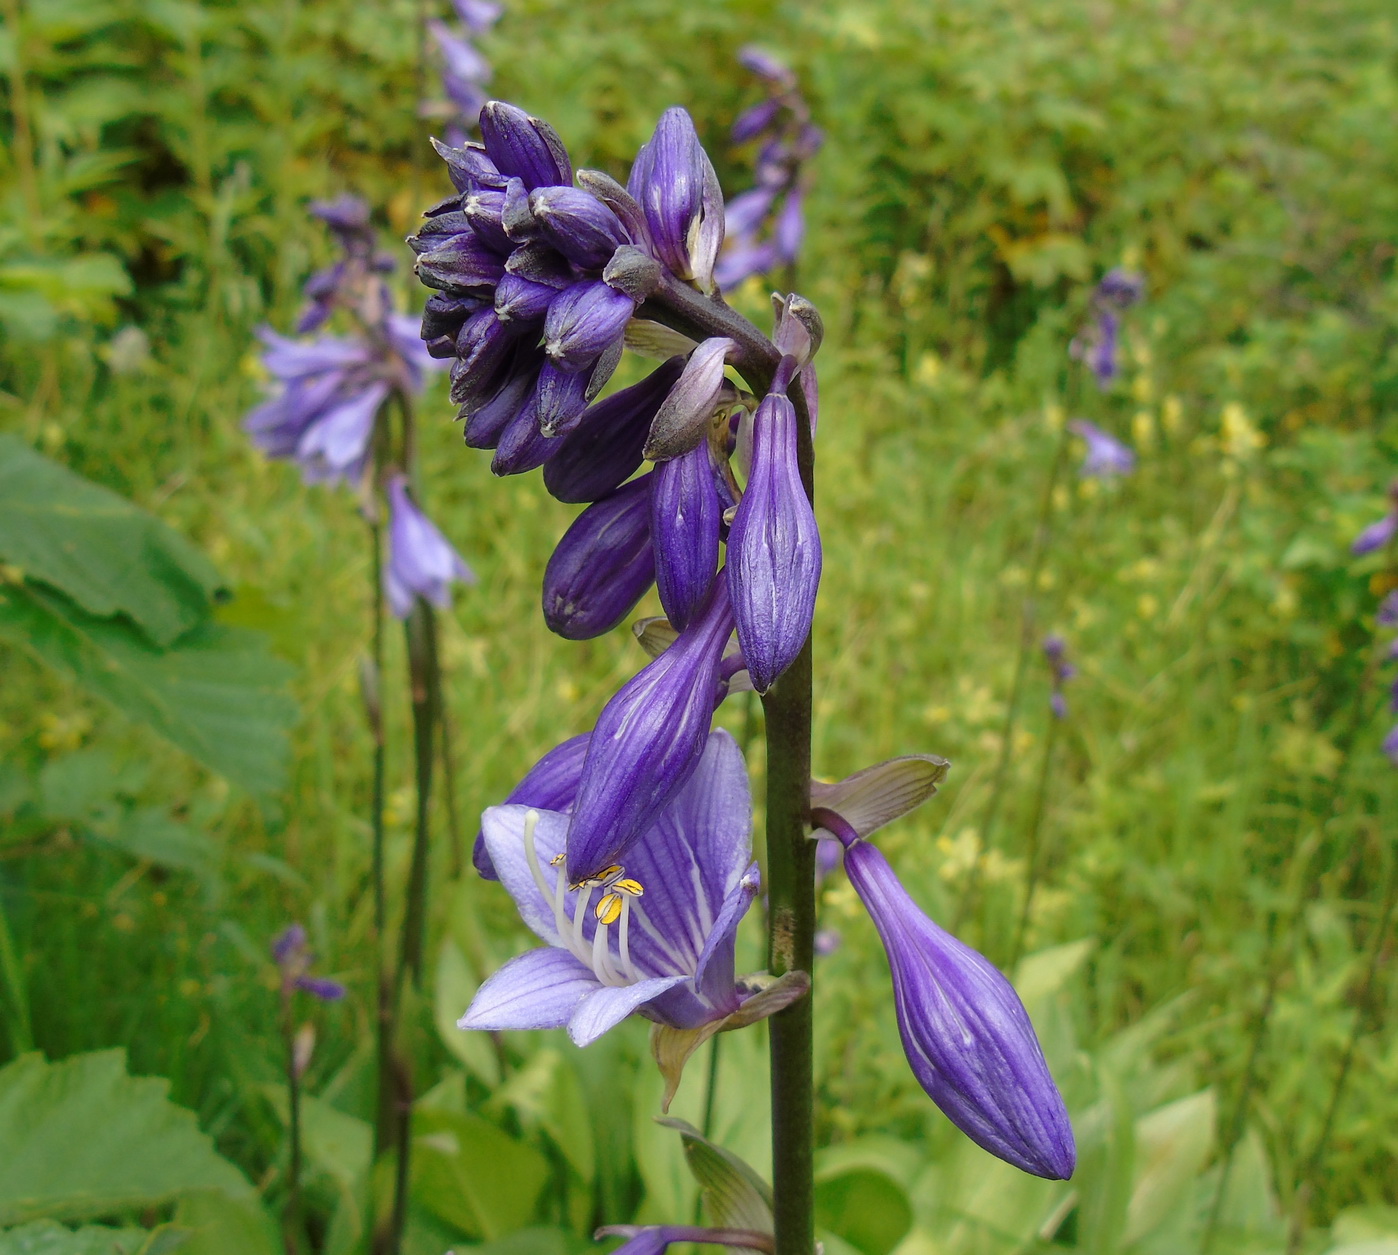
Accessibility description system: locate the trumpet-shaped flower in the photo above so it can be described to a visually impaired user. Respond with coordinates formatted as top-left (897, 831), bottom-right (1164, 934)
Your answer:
top-left (384, 474), bottom-right (475, 618)
top-left (1068, 419), bottom-right (1135, 479)
top-left (460, 730), bottom-right (759, 1045)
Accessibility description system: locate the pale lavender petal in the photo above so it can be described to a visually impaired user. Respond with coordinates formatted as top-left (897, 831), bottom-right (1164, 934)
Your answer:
top-left (480, 804), bottom-right (571, 946)
top-left (568, 975), bottom-right (689, 1046)
top-left (459, 947), bottom-right (599, 1031)
top-left (1352, 514), bottom-right (1397, 556)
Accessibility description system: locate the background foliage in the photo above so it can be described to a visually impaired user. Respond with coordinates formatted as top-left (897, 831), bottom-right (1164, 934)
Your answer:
top-left (1, 0), bottom-right (1396, 1251)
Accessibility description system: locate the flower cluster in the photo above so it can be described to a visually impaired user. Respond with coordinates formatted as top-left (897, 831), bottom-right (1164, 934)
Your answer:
top-left (244, 198), bottom-right (473, 619)
top-left (273, 924), bottom-right (346, 1003)
top-left (1070, 267), bottom-right (1145, 389)
top-left (1068, 418), bottom-right (1135, 479)
top-left (427, 0), bottom-right (501, 142)
top-left (715, 47), bottom-right (822, 289)
top-left (1042, 634), bottom-right (1076, 720)
top-left (412, 101), bottom-right (821, 880)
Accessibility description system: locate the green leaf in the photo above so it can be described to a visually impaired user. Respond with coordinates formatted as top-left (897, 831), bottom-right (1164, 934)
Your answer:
top-left (0, 1221), bottom-right (146, 1255)
top-left (410, 1109), bottom-right (548, 1241)
top-left (1123, 1089), bottom-right (1217, 1246)
top-left (170, 1189), bottom-right (279, 1255)
top-left (655, 1117), bottom-right (773, 1235)
top-left (0, 1051), bottom-right (251, 1227)
top-left (260, 1087), bottom-right (371, 1195)
top-left (0, 583), bottom-right (296, 796)
top-left (814, 1151), bottom-right (914, 1255)
top-left (0, 435), bottom-right (222, 648)
top-left (433, 938), bottom-right (499, 1086)
top-left (490, 1048), bottom-right (594, 1186)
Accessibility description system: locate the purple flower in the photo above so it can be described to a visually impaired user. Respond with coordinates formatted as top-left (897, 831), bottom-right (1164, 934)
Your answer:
top-left (628, 107), bottom-right (725, 291)
top-left (566, 571), bottom-right (735, 881)
top-left (1070, 270), bottom-right (1144, 388)
top-left (839, 838), bottom-right (1075, 1179)
top-left (1068, 420), bottom-right (1135, 478)
top-left (460, 730), bottom-right (759, 1044)
top-left (384, 474), bottom-right (475, 619)
top-left (595, 1227), bottom-right (773, 1255)
top-left (728, 386), bottom-right (821, 693)
top-left (429, 18), bottom-right (492, 117)
top-left (1384, 725), bottom-right (1398, 766)
top-left (652, 440), bottom-right (722, 630)
top-left (272, 924), bottom-right (346, 1002)
top-left (1377, 591), bottom-right (1398, 628)
top-left (542, 474), bottom-right (656, 640)
top-left (1353, 512), bottom-right (1397, 556)
top-left (1043, 634), bottom-right (1076, 719)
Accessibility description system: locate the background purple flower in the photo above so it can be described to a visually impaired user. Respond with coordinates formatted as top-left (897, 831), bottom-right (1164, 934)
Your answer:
top-left (384, 473), bottom-right (475, 619)
top-left (1068, 419), bottom-right (1135, 478)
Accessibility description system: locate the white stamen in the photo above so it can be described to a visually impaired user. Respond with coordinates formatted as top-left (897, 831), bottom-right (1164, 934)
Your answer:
top-left (618, 895), bottom-right (637, 982)
top-left (521, 811), bottom-right (566, 935)
top-left (591, 914), bottom-right (620, 986)
top-left (628, 898), bottom-right (694, 973)
top-left (572, 884), bottom-right (594, 956)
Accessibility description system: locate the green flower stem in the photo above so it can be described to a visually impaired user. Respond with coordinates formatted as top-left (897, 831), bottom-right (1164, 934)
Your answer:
top-left (281, 994), bottom-right (305, 1255)
top-left (1008, 711), bottom-right (1060, 969)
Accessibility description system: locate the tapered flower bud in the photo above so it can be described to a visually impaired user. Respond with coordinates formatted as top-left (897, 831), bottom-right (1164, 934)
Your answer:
top-left (479, 101), bottom-right (572, 190)
top-left (430, 137), bottom-right (505, 194)
top-left (728, 390), bottom-right (820, 692)
top-left (576, 169), bottom-right (651, 247)
top-left (543, 280), bottom-right (637, 373)
top-left (473, 731), bottom-right (592, 879)
top-left (421, 292), bottom-right (483, 357)
top-left (530, 186), bottom-right (632, 270)
top-left (644, 337), bottom-right (735, 461)
top-left (603, 245), bottom-right (663, 300)
top-left (544, 357), bottom-right (685, 504)
top-left (842, 839), bottom-right (1075, 1180)
top-left (500, 177), bottom-right (536, 242)
top-left (652, 440), bottom-right (721, 630)
top-left (628, 107), bottom-right (725, 290)
top-left (462, 365), bottom-right (534, 449)
top-left (494, 273), bottom-right (556, 324)
top-left (504, 239), bottom-right (574, 289)
top-left (384, 475), bottom-right (475, 619)
top-left (566, 571), bottom-right (734, 881)
top-left (492, 386), bottom-right (561, 475)
top-left (536, 347), bottom-right (621, 439)
top-left (449, 307), bottom-right (513, 408)
top-left (542, 474), bottom-right (656, 640)
top-left (413, 230), bottom-right (507, 292)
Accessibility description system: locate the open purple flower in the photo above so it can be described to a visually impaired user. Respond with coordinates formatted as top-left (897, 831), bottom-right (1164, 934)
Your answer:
top-left (1068, 419), bottom-right (1135, 479)
top-left (384, 474), bottom-right (475, 618)
top-left (830, 826), bottom-right (1074, 1180)
top-left (460, 730), bottom-right (759, 1045)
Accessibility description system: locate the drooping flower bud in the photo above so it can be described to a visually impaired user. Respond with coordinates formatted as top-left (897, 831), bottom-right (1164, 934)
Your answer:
top-left (651, 440), bottom-right (721, 630)
top-left (429, 137), bottom-right (505, 194)
top-left (542, 281), bottom-right (637, 373)
top-left (727, 389), bottom-right (820, 692)
top-left (536, 346), bottom-right (621, 439)
top-left (479, 101), bottom-right (572, 190)
top-left (462, 364), bottom-right (535, 449)
top-left (494, 273), bottom-right (556, 324)
top-left (644, 337), bottom-right (736, 461)
top-left (384, 474), bottom-right (475, 618)
top-left (542, 474), bottom-right (656, 640)
top-left (529, 186), bottom-right (632, 270)
top-left (628, 107), bottom-right (725, 290)
top-left (566, 571), bottom-right (734, 881)
top-left (412, 228), bottom-right (507, 292)
top-left (841, 839), bottom-right (1075, 1180)
top-left (473, 731), bottom-right (592, 879)
top-left (544, 357), bottom-right (685, 504)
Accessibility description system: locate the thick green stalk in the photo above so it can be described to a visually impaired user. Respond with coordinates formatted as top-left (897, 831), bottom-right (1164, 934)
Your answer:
top-left (400, 601), bottom-right (437, 987)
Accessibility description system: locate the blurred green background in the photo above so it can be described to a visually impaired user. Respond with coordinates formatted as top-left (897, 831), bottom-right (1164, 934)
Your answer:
top-left (1, 0), bottom-right (1396, 1252)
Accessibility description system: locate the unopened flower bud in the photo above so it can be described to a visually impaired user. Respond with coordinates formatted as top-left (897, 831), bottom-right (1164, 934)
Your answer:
top-left (479, 101), bottom-right (572, 190)
top-left (473, 731), bottom-right (592, 879)
top-left (543, 281), bottom-right (637, 373)
top-left (628, 107), bottom-right (725, 290)
top-left (542, 474), bottom-right (655, 640)
top-left (529, 186), bottom-right (632, 270)
top-left (652, 441), bottom-right (721, 630)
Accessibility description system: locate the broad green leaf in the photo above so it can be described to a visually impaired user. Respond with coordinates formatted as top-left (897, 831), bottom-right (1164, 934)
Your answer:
top-left (0, 583), bottom-right (296, 796)
top-left (101, 809), bottom-right (217, 884)
top-left (814, 1166), bottom-right (912, 1255)
top-left (260, 1087), bottom-right (371, 1194)
top-left (411, 1108), bottom-right (548, 1241)
top-left (491, 1048), bottom-right (594, 1186)
top-left (1332, 1209), bottom-right (1398, 1245)
top-left (1123, 1089), bottom-right (1217, 1246)
top-left (433, 937), bottom-right (499, 1086)
top-left (655, 1117), bottom-right (772, 1235)
top-left (0, 1051), bottom-right (251, 1227)
top-left (0, 1221), bottom-right (146, 1255)
top-left (0, 435), bottom-right (221, 648)
top-left (170, 1189), bottom-right (279, 1255)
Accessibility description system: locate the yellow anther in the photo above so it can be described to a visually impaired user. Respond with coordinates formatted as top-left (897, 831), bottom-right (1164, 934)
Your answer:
top-left (549, 853), bottom-right (566, 866)
top-left (613, 878), bottom-right (644, 897)
top-left (571, 863), bottom-right (626, 891)
top-left (595, 893), bottom-right (624, 926)
top-left (587, 867), bottom-right (644, 927)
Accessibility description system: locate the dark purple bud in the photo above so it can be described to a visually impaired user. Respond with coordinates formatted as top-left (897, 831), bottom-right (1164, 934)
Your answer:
top-left (1352, 513), bottom-right (1397, 556)
top-left (494, 273), bottom-right (556, 324)
top-left (732, 99), bottom-right (782, 144)
top-left (575, 169), bottom-right (651, 247)
top-left (536, 357), bottom-right (598, 439)
top-left (544, 357), bottom-right (685, 504)
top-left (422, 292), bottom-right (482, 357)
top-left (473, 731), bottom-right (593, 879)
top-left (479, 101), bottom-right (572, 190)
top-left (463, 365), bottom-right (535, 449)
top-left (415, 231), bottom-right (507, 292)
top-left (529, 186), bottom-right (632, 270)
top-left (594, 1226), bottom-right (772, 1255)
top-left (603, 245), bottom-right (662, 300)
top-left (492, 388), bottom-right (561, 475)
top-left (501, 177), bottom-right (537, 242)
top-left (728, 390), bottom-right (820, 693)
top-left (504, 240), bottom-right (575, 288)
top-left (652, 441), bottom-right (721, 630)
top-left (543, 474), bottom-right (656, 641)
top-left (407, 209), bottom-right (471, 254)
top-left (565, 570), bottom-right (734, 881)
top-left (843, 838), bottom-right (1075, 1180)
top-left (644, 337), bottom-right (735, 461)
top-left (430, 137), bottom-right (504, 193)
top-left (543, 280), bottom-right (636, 373)
top-left (628, 107), bottom-right (725, 289)
top-left (449, 308), bottom-right (512, 408)
top-left (462, 188), bottom-right (514, 254)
